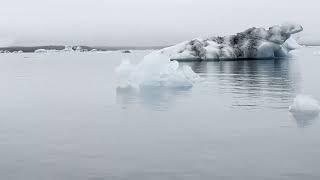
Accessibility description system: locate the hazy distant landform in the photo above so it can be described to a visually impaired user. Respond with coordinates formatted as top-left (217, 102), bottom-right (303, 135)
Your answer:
top-left (0, 45), bottom-right (167, 53)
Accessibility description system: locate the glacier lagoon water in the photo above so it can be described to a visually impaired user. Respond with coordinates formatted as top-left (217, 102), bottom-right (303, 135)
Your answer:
top-left (0, 48), bottom-right (320, 180)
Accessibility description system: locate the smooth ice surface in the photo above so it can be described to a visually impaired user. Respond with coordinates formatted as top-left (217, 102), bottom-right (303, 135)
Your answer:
top-left (115, 52), bottom-right (200, 88)
top-left (289, 95), bottom-right (320, 114)
top-left (1, 47), bottom-right (320, 180)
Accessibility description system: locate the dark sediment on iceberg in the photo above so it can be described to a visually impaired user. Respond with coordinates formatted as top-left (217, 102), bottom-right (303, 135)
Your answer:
top-left (159, 23), bottom-right (303, 61)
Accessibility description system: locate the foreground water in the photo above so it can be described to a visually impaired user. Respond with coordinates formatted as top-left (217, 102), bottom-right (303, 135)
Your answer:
top-left (0, 48), bottom-right (320, 180)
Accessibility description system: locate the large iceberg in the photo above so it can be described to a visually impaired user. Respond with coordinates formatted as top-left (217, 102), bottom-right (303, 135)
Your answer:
top-left (159, 23), bottom-right (303, 61)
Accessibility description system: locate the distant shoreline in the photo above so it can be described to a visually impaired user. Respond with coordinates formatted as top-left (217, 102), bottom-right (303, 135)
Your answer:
top-left (0, 43), bottom-right (319, 53)
top-left (0, 45), bottom-right (169, 53)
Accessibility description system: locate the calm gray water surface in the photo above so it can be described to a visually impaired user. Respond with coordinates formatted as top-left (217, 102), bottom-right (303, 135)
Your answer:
top-left (0, 48), bottom-right (320, 180)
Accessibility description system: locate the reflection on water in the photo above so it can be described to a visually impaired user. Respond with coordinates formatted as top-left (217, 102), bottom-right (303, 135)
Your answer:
top-left (116, 59), bottom-right (301, 111)
top-left (116, 86), bottom-right (192, 111)
top-left (185, 59), bottom-right (301, 110)
top-left (290, 112), bottom-right (319, 128)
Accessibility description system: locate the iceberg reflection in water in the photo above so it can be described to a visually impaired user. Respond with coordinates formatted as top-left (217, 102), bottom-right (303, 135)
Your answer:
top-left (117, 58), bottom-right (301, 111)
top-left (186, 59), bottom-right (300, 109)
top-left (116, 86), bottom-right (192, 111)
top-left (290, 113), bottom-right (319, 128)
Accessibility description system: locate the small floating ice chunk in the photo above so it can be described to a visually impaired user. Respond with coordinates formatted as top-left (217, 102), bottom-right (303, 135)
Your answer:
top-left (34, 49), bottom-right (47, 53)
top-left (75, 46), bottom-right (82, 52)
top-left (289, 95), bottom-right (320, 115)
top-left (115, 52), bottom-right (201, 88)
top-left (63, 45), bottom-right (74, 52)
top-left (313, 51), bottom-right (320, 56)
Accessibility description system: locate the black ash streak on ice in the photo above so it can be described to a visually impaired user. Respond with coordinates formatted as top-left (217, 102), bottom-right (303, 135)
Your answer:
top-left (161, 23), bottom-right (303, 61)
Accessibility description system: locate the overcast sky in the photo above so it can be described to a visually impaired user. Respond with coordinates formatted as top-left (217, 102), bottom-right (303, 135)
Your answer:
top-left (0, 0), bottom-right (319, 47)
